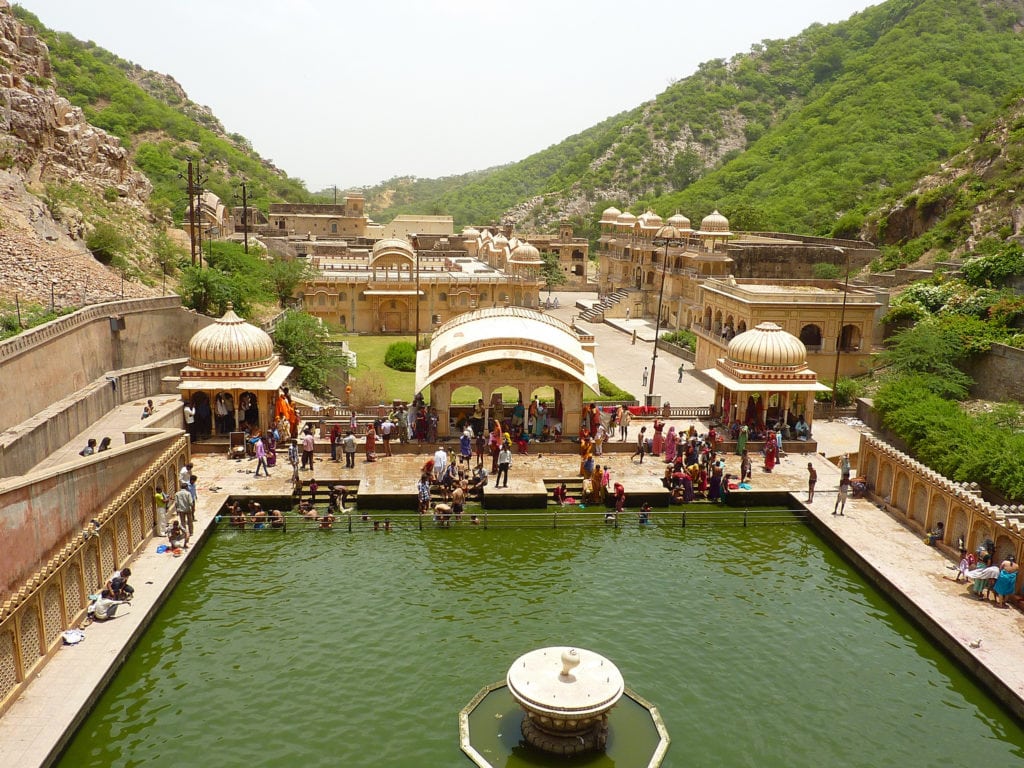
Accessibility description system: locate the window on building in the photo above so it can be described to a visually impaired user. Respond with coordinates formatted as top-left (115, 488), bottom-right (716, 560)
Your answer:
top-left (800, 324), bottom-right (823, 349)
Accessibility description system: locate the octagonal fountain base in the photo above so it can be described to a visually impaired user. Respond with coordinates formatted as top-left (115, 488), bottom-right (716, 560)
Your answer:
top-left (459, 683), bottom-right (669, 768)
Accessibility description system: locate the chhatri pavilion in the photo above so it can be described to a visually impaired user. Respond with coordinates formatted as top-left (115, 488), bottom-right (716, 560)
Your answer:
top-left (704, 321), bottom-right (830, 432)
top-left (178, 305), bottom-right (292, 436)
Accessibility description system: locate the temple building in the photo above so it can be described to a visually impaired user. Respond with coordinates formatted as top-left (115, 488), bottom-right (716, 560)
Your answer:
top-left (594, 207), bottom-right (887, 380)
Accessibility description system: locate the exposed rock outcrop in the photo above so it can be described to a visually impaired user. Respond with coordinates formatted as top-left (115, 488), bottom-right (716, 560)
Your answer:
top-left (0, 1), bottom-right (150, 200)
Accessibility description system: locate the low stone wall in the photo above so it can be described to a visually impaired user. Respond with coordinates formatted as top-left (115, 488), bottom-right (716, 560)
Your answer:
top-left (0, 436), bottom-right (188, 715)
top-left (964, 343), bottom-right (1024, 404)
top-left (858, 434), bottom-right (1023, 570)
top-left (0, 431), bottom-right (186, 601)
top-left (0, 360), bottom-right (185, 478)
top-left (655, 339), bottom-right (695, 363)
top-left (0, 298), bottom-right (210, 435)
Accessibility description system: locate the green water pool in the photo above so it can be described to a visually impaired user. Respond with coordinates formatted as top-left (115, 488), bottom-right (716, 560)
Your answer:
top-left (57, 520), bottom-right (1024, 767)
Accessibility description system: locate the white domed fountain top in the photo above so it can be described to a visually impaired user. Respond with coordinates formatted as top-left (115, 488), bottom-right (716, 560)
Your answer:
top-left (507, 646), bottom-right (624, 717)
top-left (506, 647), bottom-right (624, 755)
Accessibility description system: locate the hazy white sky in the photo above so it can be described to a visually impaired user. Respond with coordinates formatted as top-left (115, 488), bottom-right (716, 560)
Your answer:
top-left (19, 0), bottom-right (876, 191)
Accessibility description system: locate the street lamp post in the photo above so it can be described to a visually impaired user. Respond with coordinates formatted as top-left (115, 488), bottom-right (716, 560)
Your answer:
top-left (830, 246), bottom-right (850, 421)
top-left (648, 224), bottom-right (685, 400)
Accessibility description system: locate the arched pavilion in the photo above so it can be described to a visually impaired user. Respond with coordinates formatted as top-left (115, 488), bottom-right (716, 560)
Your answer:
top-left (178, 305), bottom-right (292, 437)
top-left (703, 321), bottom-right (830, 432)
top-left (415, 307), bottom-right (599, 438)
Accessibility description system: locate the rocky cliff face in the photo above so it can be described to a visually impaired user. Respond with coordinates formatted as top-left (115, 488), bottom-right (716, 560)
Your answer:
top-left (0, 1), bottom-right (149, 199)
top-left (0, 0), bottom-right (156, 306)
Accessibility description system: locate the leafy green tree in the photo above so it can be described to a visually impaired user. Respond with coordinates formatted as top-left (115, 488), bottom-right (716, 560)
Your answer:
top-left (272, 310), bottom-right (345, 396)
top-left (541, 252), bottom-right (567, 296)
top-left (179, 266), bottom-right (229, 316)
top-left (265, 257), bottom-right (315, 308)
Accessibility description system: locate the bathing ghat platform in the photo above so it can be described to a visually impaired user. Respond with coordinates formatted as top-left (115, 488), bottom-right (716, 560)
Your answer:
top-left (195, 445), bottom-right (791, 511)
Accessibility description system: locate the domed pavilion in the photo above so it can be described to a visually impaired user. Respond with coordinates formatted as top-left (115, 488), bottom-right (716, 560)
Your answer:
top-left (178, 305), bottom-right (292, 437)
top-left (703, 321), bottom-right (830, 433)
top-left (415, 307), bottom-right (599, 438)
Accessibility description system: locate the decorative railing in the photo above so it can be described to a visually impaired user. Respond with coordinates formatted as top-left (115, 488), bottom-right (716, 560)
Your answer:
top-left (0, 436), bottom-right (189, 715)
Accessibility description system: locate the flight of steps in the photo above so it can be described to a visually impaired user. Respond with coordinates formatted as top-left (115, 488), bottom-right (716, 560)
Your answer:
top-left (578, 289), bottom-right (631, 323)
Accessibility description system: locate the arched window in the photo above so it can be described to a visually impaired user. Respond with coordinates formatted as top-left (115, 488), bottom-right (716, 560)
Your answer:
top-left (799, 324), bottom-right (823, 349)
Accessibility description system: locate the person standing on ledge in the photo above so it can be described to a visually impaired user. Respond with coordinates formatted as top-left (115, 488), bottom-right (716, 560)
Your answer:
top-left (641, 366), bottom-right (649, 388)
top-left (806, 463), bottom-right (817, 502)
top-left (833, 479), bottom-right (849, 516)
top-left (175, 480), bottom-right (195, 535)
top-left (631, 426), bottom-right (648, 464)
top-left (183, 401), bottom-right (196, 442)
top-left (495, 442), bottom-right (512, 488)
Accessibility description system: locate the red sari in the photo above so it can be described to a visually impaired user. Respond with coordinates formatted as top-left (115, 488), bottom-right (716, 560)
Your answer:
top-left (764, 431), bottom-right (777, 472)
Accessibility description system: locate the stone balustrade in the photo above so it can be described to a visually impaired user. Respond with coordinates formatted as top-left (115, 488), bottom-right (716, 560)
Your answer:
top-left (858, 434), bottom-right (1022, 566)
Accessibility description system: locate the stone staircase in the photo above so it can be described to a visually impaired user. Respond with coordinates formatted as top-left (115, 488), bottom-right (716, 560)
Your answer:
top-left (578, 288), bottom-right (631, 323)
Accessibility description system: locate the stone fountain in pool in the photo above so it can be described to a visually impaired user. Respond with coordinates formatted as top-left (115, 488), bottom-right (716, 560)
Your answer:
top-left (460, 646), bottom-right (669, 767)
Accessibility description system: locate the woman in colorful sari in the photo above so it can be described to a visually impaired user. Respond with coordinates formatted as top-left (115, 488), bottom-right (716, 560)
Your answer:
top-left (764, 430), bottom-right (777, 472)
top-left (736, 424), bottom-right (748, 456)
top-left (663, 426), bottom-right (678, 464)
top-left (651, 418), bottom-right (665, 456)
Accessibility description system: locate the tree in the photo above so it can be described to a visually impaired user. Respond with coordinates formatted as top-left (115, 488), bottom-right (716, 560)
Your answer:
top-left (874, 320), bottom-right (973, 400)
top-left (272, 310), bottom-right (345, 396)
top-left (265, 256), bottom-right (315, 308)
top-left (179, 266), bottom-right (228, 316)
top-left (541, 252), bottom-right (567, 297)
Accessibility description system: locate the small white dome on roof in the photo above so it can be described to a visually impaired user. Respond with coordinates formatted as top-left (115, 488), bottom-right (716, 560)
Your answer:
top-left (188, 305), bottom-right (275, 369)
top-left (600, 206), bottom-right (622, 223)
top-left (638, 210), bottom-right (663, 229)
top-left (615, 212), bottom-right (637, 228)
top-left (509, 242), bottom-right (543, 264)
top-left (700, 210), bottom-right (732, 234)
top-left (461, 226), bottom-right (480, 238)
top-left (667, 212), bottom-right (692, 230)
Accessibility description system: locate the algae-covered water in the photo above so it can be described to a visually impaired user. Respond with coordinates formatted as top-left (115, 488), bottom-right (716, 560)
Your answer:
top-left (57, 519), bottom-right (1024, 767)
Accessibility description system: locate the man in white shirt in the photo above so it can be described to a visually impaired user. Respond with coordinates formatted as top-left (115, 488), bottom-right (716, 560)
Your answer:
top-left (183, 402), bottom-right (196, 442)
top-left (380, 418), bottom-right (394, 457)
top-left (432, 445), bottom-right (449, 484)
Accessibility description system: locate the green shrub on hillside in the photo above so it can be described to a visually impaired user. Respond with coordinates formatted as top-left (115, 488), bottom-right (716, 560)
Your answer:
top-left (85, 223), bottom-right (126, 263)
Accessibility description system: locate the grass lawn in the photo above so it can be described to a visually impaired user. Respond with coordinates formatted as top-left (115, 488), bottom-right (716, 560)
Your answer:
top-left (338, 334), bottom-right (606, 405)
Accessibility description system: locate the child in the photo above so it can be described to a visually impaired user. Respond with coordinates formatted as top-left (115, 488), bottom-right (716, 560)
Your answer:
top-left (956, 548), bottom-right (976, 583)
